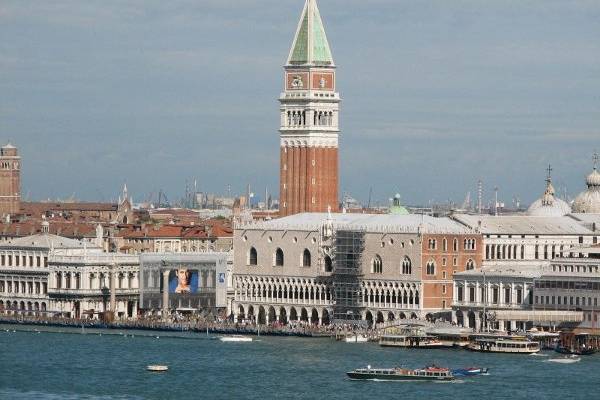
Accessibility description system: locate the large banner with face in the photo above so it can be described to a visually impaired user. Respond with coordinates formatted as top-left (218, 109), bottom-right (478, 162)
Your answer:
top-left (139, 253), bottom-right (229, 311)
top-left (168, 268), bottom-right (199, 294)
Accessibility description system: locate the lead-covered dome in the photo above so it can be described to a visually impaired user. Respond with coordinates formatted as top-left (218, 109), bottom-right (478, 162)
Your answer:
top-left (573, 161), bottom-right (600, 214)
top-left (527, 169), bottom-right (571, 217)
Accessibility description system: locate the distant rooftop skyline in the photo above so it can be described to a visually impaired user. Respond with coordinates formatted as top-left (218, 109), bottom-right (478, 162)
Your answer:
top-left (2, 1), bottom-right (599, 206)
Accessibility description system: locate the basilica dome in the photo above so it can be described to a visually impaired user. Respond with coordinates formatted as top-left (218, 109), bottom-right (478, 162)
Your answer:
top-left (389, 193), bottom-right (409, 215)
top-left (527, 169), bottom-right (571, 217)
top-left (573, 159), bottom-right (600, 214)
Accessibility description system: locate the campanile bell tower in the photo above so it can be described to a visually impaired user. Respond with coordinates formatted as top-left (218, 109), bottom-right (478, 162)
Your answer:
top-left (279, 0), bottom-right (340, 216)
top-left (0, 143), bottom-right (20, 217)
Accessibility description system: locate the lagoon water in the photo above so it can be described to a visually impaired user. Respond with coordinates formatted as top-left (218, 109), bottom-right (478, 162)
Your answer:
top-left (0, 324), bottom-right (598, 400)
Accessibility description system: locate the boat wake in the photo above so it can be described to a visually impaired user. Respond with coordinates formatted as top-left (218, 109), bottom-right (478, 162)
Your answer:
top-left (529, 352), bottom-right (548, 357)
top-left (545, 357), bottom-right (581, 364)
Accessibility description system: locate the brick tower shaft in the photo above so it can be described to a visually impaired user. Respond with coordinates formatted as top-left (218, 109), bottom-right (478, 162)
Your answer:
top-left (279, 0), bottom-right (339, 217)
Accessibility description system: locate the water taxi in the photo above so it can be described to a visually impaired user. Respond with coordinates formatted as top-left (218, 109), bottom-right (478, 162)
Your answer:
top-left (146, 365), bottom-right (168, 372)
top-left (219, 335), bottom-right (253, 342)
top-left (452, 367), bottom-right (489, 376)
top-left (467, 337), bottom-right (540, 353)
top-left (347, 365), bottom-right (454, 381)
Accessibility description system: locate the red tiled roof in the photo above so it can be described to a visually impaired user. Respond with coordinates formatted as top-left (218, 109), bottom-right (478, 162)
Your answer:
top-left (21, 201), bottom-right (118, 213)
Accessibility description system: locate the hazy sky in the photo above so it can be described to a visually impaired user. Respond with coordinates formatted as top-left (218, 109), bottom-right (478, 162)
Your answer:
top-left (1, 0), bottom-right (599, 206)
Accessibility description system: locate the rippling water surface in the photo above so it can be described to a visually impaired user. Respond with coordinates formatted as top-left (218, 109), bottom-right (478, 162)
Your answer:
top-left (0, 324), bottom-right (598, 400)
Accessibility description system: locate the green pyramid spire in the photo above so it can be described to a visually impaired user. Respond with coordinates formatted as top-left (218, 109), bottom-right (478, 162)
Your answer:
top-left (287, 0), bottom-right (334, 66)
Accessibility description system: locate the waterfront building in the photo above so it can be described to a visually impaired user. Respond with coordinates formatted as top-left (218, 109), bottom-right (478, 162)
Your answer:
top-left (279, 0), bottom-right (340, 216)
top-left (48, 250), bottom-right (139, 319)
top-left (572, 154), bottom-right (600, 214)
top-left (533, 245), bottom-right (600, 333)
top-left (0, 143), bottom-right (20, 218)
top-left (452, 265), bottom-right (541, 331)
top-left (232, 212), bottom-right (482, 326)
top-left (451, 214), bottom-right (598, 267)
top-left (0, 221), bottom-right (92, 315)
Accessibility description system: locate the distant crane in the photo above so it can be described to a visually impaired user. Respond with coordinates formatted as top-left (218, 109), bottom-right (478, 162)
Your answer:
top-left (461, 191), bottom-right (471, 211)
top-left (477, 180), bottom-right (483, 214)
top-left (158, 190), bottom-right (171, 208)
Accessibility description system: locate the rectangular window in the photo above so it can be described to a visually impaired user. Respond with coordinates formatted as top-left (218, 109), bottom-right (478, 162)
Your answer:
top-left (458, 287), bottom-right (464, 301)
top-left (442, 285), bottom-right (447, 295)
top-left (469, 287), bottom-right (475, 302)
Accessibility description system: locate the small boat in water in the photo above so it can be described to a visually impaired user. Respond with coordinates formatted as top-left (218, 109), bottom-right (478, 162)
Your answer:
top-left (219, 335), bottom-right (253, 342)
top-left (344, 334), bottom-right (369, 343)
top-left (347, 365), bottom-right (454, 381)
top-left (555, 345), bottom-right (595, 356)
top-left (146, 365), bottom-right (168, 372)
top-left (452, 367), bottom-right (489, 376)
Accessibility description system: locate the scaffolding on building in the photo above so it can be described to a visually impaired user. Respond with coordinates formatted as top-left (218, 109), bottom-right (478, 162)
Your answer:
top-left (331, 229), bottom-right (366, 326)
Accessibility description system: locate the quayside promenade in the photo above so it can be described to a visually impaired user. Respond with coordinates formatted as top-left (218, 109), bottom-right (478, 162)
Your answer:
top-left (0, 315), bottom-right (373, 338)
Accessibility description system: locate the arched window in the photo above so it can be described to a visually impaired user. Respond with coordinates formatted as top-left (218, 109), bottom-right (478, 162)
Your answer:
top-left (372, 255), bottom-right (383, 274)
top-left (402, 256), bottom-right (412, 274)
top-left (275, 248), bottom-right (284, 267)
top-left (248, 247), bottom-right (258, 266)
top-left (324, 255), bottom-right (333, 272)
top-left (428, 239), bottom-right (436, 250)
top-left (443, 238), bottom-right (447, 251)
top-left (453, 239), bottom-right (458, 252)
top-left (302, 249), bottom-right (311, 267)
top-left (466, 259), bottom-right (475, 270)
top-left (426, 261), bottom-right (436, 275)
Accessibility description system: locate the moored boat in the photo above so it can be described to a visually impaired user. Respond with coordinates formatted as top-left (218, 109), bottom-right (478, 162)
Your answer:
top-left (379, 334), bottom-right (444, 348)
top-left (344, 334), bottom-right (369, 343)
top-left (467, 337), bottom-right (540, 354)
top-left (554, 345), bottom-right (595, 356)
top-left (347, 365), bottom-right (454, 381)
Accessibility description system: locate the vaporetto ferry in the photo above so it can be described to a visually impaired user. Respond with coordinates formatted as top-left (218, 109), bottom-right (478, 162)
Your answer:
top-left (347, 366), bottom-right (454, 381)
top-left (467, 336), bottom-right (540, 353)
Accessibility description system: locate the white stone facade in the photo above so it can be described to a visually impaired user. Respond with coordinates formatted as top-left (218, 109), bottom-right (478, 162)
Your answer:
top-left (48, 252), bottom-right (140, 319)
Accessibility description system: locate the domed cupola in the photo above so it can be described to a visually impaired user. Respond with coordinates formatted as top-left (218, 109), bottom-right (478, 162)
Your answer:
top-left (389, 193), bottom-right (409, 215)
top-left (573, 153), bottom-right (600, 214)
top-left (527, 165), bottom-right (571, 217)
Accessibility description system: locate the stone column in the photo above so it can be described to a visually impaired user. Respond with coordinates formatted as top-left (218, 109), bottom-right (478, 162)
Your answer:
top-left (162, 270), bottom-right (170, 317)
top-left (109, 266), bottom-right (117, 314)
top-left (499, 282), bottom-right (504, 306)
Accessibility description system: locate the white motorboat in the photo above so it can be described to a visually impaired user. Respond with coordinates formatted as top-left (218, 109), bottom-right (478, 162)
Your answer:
top-left (146, 365), bottom-right (169, 372)
top-left (344, 334), bottom-right (369, 343)
top-left (219, 335), bottom-right (253, 342)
